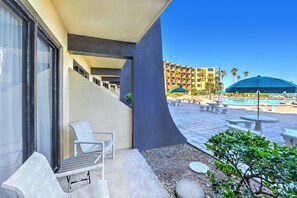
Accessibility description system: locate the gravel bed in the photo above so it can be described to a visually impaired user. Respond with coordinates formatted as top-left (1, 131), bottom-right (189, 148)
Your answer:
top-left (140, 143), bottom-right (225, 197)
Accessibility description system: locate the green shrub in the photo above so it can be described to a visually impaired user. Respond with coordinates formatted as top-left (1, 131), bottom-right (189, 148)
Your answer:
top-left (205, 130), bottom-right (297, 197)
top-left (125, 93), bottom-right (132, 107)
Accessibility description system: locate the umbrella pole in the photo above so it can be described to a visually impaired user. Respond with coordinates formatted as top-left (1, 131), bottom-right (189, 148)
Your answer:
top-left (257, 91), bottom-right (260, 118)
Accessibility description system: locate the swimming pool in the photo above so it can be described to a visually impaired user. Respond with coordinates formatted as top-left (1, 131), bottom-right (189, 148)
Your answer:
top-left (222, 98), bottom-right (296, 105)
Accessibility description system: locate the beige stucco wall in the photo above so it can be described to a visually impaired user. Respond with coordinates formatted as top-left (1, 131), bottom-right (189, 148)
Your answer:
top-left (69, 69), bottom-right (132, 153)
top-left (26, 0), bottom-right (92, 158)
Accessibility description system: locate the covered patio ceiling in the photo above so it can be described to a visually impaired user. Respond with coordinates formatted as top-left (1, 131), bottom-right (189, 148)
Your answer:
top-left (84, 56), bottom-right (127, 69)
top-left (51, 0), bottom-right (171, 43)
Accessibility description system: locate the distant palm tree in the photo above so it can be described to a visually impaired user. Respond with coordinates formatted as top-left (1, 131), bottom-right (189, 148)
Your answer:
top-left (205, 82), bottom-right (214, 99)
top-left (243, 71), bottom-right (249, 78)
top-left (237, 75), bottom-right (241, 81)
top-left (198, 68), bottom-right (206, 90)
top-left (217, 82), bottom-right (224, 91)
top-left (214, 76), bottom-right (220, 91)
top-left (220, 69), bottom-right (227, 87)
top-left (175, 69), bottom-right (181, 86)
top-left (214, 76), bottom-right (220, 84)
top-left (220, 70), bottom-right (227, 80)
top-left (208, 74), bottom-right (214, 83)
top-left (231, 68), bottom-right (238, 83)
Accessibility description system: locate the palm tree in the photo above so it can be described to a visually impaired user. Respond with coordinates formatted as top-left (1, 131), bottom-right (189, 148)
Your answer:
top-left (198, 68), bottom-right (206, 90)
top-left (231, 68), bottom-right (238, 83)
top-left (214, 76), bottom-right (220, 85)
top-left (220, 69), bottom-right (227, 88)
top-left (214, 76), bottom-right (220, 92)
top-left (175, 69), bottom-right (181, 86)
top-left (205, 82), bottom-right (214, 99)
top-left (208, 73), bottom-right (214, 83)
top-left (217, 82), bottom-right (224, 91)
top-left (237, 75), bottom-right (241, 81)
top-left (220, 70), bottom-right (227, 80)
top-left (243, 71), bottom-right (249, 78)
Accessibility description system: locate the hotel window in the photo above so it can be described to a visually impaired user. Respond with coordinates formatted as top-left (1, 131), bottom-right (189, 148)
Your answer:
top-left (93, 77), bottom-right (101, 86)
top-left (73, 60), bottom-right (89, 79)
top-left (0, 1), bottom-right (60, 194)
top-left (208, 68), bottom-right (214, 72)
top-left (103, 82), bottom-right (109, 89)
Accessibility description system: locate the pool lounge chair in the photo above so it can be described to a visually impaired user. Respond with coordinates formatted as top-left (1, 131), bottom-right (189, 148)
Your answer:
top-left (1, 152), bottom-right (109, 198)
top-left (70, 120), bottom-right (115, 160)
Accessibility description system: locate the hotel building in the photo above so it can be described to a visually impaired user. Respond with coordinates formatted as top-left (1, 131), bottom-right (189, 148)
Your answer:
top-left (163, 61), bottom-right (220, 92)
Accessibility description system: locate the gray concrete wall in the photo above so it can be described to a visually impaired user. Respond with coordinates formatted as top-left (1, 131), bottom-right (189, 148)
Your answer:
top-left (132, 19), bottom-right (186, 150)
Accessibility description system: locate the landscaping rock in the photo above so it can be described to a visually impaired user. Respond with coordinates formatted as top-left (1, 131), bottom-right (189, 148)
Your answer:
top-left (189, 162), bottom-right (210, 174)
top-left (175, 179), bottom-right (205, 198)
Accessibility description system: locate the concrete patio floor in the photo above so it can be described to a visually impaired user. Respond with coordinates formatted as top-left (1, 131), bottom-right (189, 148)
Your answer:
top-left (169, 102), bottom-right (297, 154)
top-left (58, 149), bottom-right (168, 198)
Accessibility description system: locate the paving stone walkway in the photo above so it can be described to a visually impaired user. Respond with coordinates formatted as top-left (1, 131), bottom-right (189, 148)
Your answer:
top-left (169, 102), bottom-right (297, 154)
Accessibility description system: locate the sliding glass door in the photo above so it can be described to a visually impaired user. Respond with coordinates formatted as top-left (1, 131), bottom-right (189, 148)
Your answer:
top-left (36, 33), bottom-right (54, 165)
top-left (0, 0), bottom-right (23, 184)
top-left (0, 1), bottom-right (60, 194)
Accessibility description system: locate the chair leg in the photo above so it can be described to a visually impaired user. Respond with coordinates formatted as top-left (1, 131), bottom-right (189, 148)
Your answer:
top-left (87, 171), bottom-right (91, 184)
top-left (112, 145), bottom-right (115, 159)
top-left (66, 175), bottom-right (71, 192)
top-left (101, 164), bottom-right (105, 180)
top-left (73, 142), bottom-right (77, 157)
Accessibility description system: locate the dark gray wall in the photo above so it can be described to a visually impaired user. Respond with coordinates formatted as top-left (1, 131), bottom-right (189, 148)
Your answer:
top-left (120, 60), bottom-right (132, 105)
top-left (132, 19), bottom-right (186, 150)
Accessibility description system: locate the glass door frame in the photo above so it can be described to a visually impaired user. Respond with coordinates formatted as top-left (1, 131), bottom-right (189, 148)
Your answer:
top-left (2, 0), bottom-right (61, 170)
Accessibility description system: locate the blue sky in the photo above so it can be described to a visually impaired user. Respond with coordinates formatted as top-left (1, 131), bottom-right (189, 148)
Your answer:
top-left (161, 0), bottom-right (297, 88)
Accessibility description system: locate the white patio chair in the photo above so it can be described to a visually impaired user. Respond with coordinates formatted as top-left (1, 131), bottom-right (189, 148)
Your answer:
top-left (70, 120), bottom-right (115, 160)
top-left (1, 152), bottom-right (109, 198)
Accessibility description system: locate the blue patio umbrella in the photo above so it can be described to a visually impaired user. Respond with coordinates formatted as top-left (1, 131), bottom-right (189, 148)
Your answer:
top-left (169, 86), bottom-right (188, 93)
top-left (226, 75), bottom-right (297, 117)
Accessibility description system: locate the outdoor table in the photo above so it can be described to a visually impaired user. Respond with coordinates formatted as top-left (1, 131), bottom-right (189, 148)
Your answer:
top-left (240, 115), bottom-right (279, 132)
top-left (226, 119), bottom-right (253, 129)
top-left (206, 102), bottom-right (219, 112)
top-left (55, 153), bottom-right (103, 191)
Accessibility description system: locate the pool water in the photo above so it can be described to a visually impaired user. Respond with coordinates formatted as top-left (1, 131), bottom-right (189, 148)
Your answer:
top-left (223, 98), bottom-right (296, 105)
